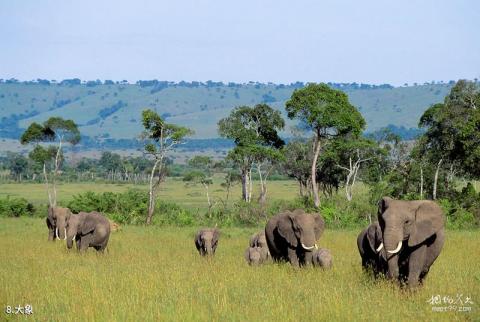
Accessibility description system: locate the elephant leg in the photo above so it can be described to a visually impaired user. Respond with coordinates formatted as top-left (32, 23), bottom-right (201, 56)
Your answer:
top-left (287, 247), bottom-right (299, 267)
top-left (76, 238), bottom-right (81, 250)
top-left (79, 235), bottom-right (93, 252)
top-left (47, 219), bottom-right (55, 241)
top-left (407, 245), bottom-right (427, 289)
top-left (302, 251), bottom-right (313, 267)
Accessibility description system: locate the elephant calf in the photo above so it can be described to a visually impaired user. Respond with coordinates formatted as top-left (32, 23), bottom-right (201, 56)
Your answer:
top-left (311, 248), bottom-right (333, 269)
top-left (244, 246), bottom-right (269, 265)
top-left (66, 211), bottom-right (111, 252)
top-left (195, 228), bottom-right (219, 256)
top-left (249, 231), bottom-right (270, 260)
top-left (357, 221), bottom-right (387, 277)
top-left (46, 206), bottom-right (72, 241)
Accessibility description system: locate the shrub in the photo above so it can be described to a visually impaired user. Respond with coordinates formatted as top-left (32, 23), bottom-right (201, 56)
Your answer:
top-left (0, 197), bottom-right (35, 217)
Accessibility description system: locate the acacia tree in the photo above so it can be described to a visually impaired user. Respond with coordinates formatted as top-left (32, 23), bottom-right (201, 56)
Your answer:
top-left (218, 104), bottom-right (285, 203)
top-left (418, 80), bottom-right (480, 199)
top-left (141, 109), bottom-right (193, 224)
top-left (20, 117), bottom-right (80, 207)
top-left (285, 83), bottom-right (365, 207)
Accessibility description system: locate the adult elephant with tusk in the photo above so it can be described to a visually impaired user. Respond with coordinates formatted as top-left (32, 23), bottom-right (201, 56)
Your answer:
top-left (66, 211), bottom-right (111, 252)
top-left (377, 197), bottom-right (445, 288)
top-left (46, 206), bottom-right (72, 241)
top-left (265, 209), bottom-right (324, 267)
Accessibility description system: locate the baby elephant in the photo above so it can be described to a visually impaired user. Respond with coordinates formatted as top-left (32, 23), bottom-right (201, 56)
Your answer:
top-left (244, 246), bottom-right (269, 265)
top-left (195, 228), bottom-right (219, 256)
top-left (249, 231), bottom-right (271, 259)
top-left (66, 211), bottom-right (111, 252)
top-left (311, 248), bottom-right (333, 269)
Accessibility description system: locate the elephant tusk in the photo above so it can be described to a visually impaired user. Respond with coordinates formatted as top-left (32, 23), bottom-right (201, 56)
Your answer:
top-left (72, 235), bottom-right (75, 241)
top-left (376, 243), bottom-right (384, 252)
top-left (55, 228), bottom-right (60, 240)
top-left (64, 228), bottom-right (67, 240)
top-left (301, 243), bottom-right (315, 250)
top-left (314, 244), bottom-right (318, 250)
top-left (387, 241), bottom-right (402, 254)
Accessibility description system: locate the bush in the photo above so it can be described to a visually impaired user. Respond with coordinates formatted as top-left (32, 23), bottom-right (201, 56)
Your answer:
top-left (0, 197), bottom-right (35, 217)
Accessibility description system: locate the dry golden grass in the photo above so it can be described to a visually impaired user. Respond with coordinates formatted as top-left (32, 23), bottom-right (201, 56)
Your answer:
top-left (1, 217), bottom-right (479, 321)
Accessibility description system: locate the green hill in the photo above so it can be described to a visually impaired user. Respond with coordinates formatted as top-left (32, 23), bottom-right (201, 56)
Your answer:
top-left (0, 80), bottom-right (452, 143)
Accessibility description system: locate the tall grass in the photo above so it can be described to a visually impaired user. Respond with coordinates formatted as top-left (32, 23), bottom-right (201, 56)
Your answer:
top-left (1, 218), bottom-right (478, 321)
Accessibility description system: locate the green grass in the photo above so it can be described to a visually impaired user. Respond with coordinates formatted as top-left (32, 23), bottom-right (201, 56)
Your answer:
top-left (0, 178), bottom-right (300, 212)
top-left (0, 217), bottom-right (478, 321)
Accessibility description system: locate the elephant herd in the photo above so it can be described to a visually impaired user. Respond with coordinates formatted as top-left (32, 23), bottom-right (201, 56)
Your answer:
top-left (46, 206), bottom-right (111, 252)
top-left (45, 196), bottom-right (445, 288)
top-left (194, 197), bottom-right (446, 289)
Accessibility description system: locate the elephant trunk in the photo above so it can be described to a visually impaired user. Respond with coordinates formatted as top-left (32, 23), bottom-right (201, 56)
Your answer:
top-left (205, 241), bottom-right (213, 255)
top-left (383, 228), bottom-right (403, 280)
top-left (300, 232), bottom-right (317, 251)
top-left (57, 220), bottom-right (67, 240)
top-left (66, 235), bottom-right (74, 249)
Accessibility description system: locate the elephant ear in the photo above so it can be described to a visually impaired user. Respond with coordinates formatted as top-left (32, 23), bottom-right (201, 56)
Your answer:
top-left (194, 230), bottom-right (203, 250)
top-left (377, 197), bottom-right (392, 217)
top-left (81, 214), bottom-right (97, 235)
top-left (313, 214), bottom-right (325, 240)
top-left (366, 223), bottom-right (378, 251)
top-left (408, 202), bottom-right (445, 247)
top-left (213, 229), bottom-right (220, 244)
top-left (277, 214), bottom-right (297, 247)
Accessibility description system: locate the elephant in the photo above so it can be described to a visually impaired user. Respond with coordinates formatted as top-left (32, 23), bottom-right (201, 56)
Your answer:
top-left (249, 231), bottom-right (270, 259)
top-left (244, 246), bottom-right (269, 265)
top-left (357, 221), bottom-right (387, 276)
top-left (265, 209), bottom-right (325, 267)
top-left (377, 197), bottom-right (445, 288)
top-left (195, 228), bottom-right (219, 256)
top-left (66, 211), bottom-right (111, 252)
top-left (46, 206), bottom-right (72, 241)
top-left (311, 248), bottom-right (333, 269)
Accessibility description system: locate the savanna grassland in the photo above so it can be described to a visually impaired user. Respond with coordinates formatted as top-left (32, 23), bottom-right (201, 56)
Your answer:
top-left (0, 181), bottom-right (479, 321)
top-left (0, 218), bottom-right (479, 321)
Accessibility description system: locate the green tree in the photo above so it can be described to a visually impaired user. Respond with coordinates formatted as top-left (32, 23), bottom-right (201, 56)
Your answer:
top-left (285, 83), bottom-right (365, 207)
top-left (20, 117), bottom-right (80, 206)
top-left (218, 104), bottom-right (285, 203)
top-left (418, 80), bottom-right (480, 199)
top-left (141, 109), bottom-right (193, 224)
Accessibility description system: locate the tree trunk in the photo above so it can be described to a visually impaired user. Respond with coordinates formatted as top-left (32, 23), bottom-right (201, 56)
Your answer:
top-left (248, 168), bottom-right (253, 203)
top-left (43, 163), bottom-right (53, 207)
top-left (241, 168), bottom-right (248, 202)
top-left (204, 183), bottom-right (212, 211)
top-left (433, 158), bottom-right (443, 200)
top-left (146, 159), bottom-right (161, 225)
top-left (311, 134), bottom-right (321, 208)
top-left (420, 165), bottom-right (424, 199)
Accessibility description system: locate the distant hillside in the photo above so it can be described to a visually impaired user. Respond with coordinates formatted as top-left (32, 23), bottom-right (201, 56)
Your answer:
top-left (0, 80), bottom-right (452, 146)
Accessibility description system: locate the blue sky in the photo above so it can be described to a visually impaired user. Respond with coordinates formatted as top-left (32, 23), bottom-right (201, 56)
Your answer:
top-left (1, 0), bottom-right (479, 85)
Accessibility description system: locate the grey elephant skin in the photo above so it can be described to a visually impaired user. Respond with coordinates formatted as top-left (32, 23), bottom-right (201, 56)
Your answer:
top-left (249, 231), bottom-right (270, 260)
top-left (66, 211), bottom-right (111, 252)
top-left (265, 209), bottom-right (325, 267)
top-left (244, 246), bottom-right (269, 265)
top-left (311, 248), bottom-right (333, 269)
top-left (46, 206), bottom-right (72, 241)
top-left (195, 228), bottom-right (219, 256)
top-left (357, 222), bottom-right (387, 277)
top-left (378, 197), bottom-right (445, 288)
